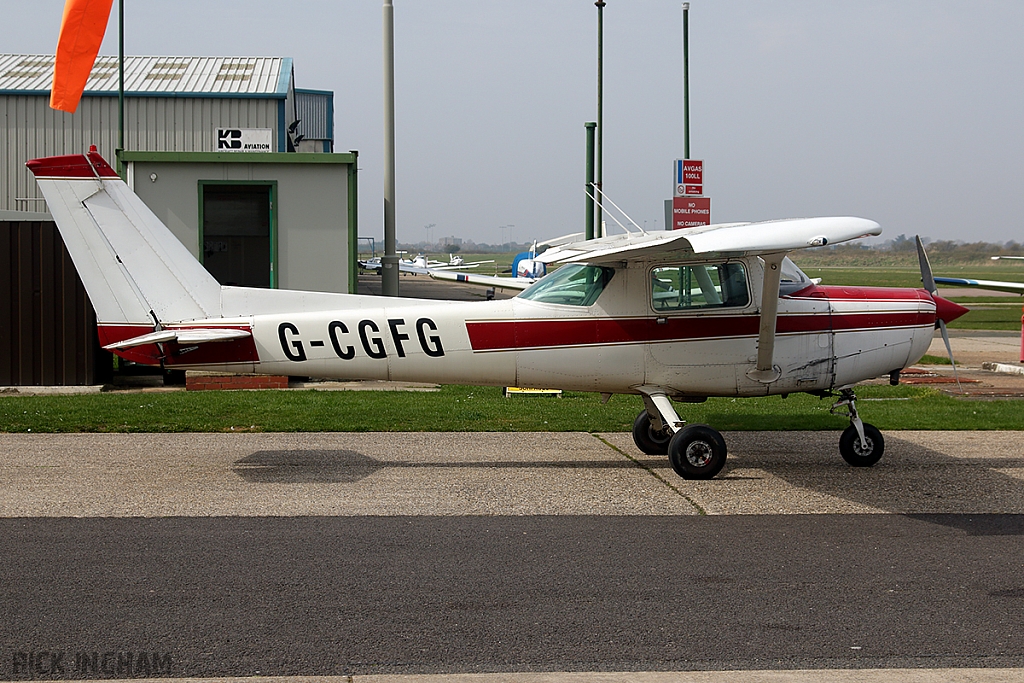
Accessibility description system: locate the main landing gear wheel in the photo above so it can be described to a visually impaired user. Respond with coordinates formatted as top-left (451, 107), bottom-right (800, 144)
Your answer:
top-left (668, 424), bottom-right (727, 480)
top-left (839, 423), bottom-right (885, 467)
top-left (632, 409), bottom-right (672, 455)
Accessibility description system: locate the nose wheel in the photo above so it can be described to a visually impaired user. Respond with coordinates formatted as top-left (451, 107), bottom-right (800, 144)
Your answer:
top-left (839, 423), bottom-right (884, 466)
top-left (831, 389), bottom-right (885, 467)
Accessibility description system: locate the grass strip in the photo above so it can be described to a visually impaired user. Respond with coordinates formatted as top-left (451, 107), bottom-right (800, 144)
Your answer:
top-left (1, 384), bottom-right (1022, 433)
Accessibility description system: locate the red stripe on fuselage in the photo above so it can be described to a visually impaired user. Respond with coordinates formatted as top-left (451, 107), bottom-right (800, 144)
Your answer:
top-left (467, 309), bottom-right (934, 352)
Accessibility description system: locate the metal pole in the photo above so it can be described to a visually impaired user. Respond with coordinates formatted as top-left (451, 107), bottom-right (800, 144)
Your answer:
top-left (682, 2), bottom-right (690, 159)
top-left (595, 0), bottom-right (605, 239)
top-left (116, 0), bottom-right (124, 175)
top-left (348, 150), bottom-right (359, 294)
top-left (381, 0), bottom-right (399, 296)
top-left (585, 122), bottom-right (596, 240)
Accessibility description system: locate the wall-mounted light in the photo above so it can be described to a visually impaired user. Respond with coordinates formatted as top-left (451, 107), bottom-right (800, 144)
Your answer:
top-left (149, 173), bottom-right (158, 182)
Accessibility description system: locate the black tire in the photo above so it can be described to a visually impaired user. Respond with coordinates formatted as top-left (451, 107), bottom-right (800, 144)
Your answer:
top-left (668, 424), bottom-right (727, 480)
top-left (839, 423), bottom-right (885, 467)
top-left (632, 409), bottom-right (672, 455)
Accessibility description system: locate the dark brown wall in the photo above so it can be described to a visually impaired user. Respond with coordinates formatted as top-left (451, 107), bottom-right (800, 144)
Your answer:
top-left (1, 220), bottom-right (109, 386)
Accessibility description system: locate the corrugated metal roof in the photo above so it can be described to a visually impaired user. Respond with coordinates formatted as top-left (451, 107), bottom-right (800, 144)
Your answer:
top-left (0, 54), bottom-right (291, 96)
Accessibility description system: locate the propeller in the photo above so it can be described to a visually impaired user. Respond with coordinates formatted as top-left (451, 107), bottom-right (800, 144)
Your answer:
top-left (916, 235), bottom-right (962, 393)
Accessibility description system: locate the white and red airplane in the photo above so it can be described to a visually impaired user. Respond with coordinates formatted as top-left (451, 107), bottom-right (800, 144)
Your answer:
top-left (27, 149), bottom-right (969, 479)
top-left (361, 252), bottom-right (495, 276)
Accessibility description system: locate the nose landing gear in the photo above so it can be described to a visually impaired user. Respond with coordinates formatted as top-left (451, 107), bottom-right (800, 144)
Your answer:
top-left (831, 388), bottom-right (885, 467)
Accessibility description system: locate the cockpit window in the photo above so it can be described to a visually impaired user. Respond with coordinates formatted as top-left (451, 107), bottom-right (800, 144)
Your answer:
top-left (519, 264), bottom-right (614, 306)
top-left (651, 262), bottom-right (749, 311)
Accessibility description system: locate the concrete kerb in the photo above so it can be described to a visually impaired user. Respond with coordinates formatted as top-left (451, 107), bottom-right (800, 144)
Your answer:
top-left (0, 380), bottom-right (440, 395)
top-left (0, 385), bottom-right (104, 396)
top-left (7, 670), bottom-right (1024, 683)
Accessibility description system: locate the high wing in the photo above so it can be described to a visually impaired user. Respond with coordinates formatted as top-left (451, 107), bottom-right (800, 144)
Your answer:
top-left (536, 217), bottom-right (881, 265)
top-left (428, 269), bottom-right (536, 291)
top-left (934, 277), bottom-right (1024, 295)
top-left (534, 216), bottom-right (881, 383)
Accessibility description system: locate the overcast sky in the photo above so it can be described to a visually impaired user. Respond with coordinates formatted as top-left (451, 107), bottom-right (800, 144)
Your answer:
top-left (7, 1), bottom-right (1024, 245)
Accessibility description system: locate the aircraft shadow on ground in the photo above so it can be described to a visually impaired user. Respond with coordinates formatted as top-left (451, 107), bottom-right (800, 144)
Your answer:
top-left (231, 439), bottom-right (1024, 536)
top-left (231, 449), bottom-right (640, 484)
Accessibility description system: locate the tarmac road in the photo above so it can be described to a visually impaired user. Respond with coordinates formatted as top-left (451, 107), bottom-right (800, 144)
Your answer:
top-left (2, 431), bottom-right (1024, 681)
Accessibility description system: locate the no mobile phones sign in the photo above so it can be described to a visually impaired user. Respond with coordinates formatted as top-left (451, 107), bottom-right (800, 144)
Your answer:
top-left (672, 196), bottom-right (711, 229)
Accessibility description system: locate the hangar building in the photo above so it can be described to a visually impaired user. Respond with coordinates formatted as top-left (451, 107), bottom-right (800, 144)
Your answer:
top-left (0, 54), bottom-right (357, 386)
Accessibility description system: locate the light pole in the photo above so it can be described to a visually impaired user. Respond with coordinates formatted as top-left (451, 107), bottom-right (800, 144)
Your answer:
top-left (682, 2), bottom-right (690, 158)
top-left (595, 0), bottom-right (605, 238)
top-left (381, 0), bottom-right (399, 296)
top-left (585, 121), bottom-right (596, 240)
top-left (499, 225), bottom-right (516, 251)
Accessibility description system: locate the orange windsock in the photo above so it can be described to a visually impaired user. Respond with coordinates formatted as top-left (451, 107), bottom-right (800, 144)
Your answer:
top-left (50, 0), bottom-right (115, 113)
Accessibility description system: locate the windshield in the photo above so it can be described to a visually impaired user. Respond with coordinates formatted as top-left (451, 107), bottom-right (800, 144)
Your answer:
top-left (518, 264), bottom-right (615, 306)
top-left (779, 256), bottom-right (813, 295)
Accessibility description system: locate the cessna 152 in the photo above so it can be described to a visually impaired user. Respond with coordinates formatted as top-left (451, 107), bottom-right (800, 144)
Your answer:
top-left (28, 149), bottom-right (968, 479)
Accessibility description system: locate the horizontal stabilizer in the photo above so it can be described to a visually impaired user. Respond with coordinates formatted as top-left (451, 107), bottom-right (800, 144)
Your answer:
top-left (103, 328), bottom-right (252, 350)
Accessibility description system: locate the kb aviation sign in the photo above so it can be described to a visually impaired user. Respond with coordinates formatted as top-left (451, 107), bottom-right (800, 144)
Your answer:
top-left (217, 128), bottom-right (273, 152)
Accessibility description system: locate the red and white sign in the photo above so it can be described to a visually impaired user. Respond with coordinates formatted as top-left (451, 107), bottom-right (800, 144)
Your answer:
top-left (672, 196), bottom-right (712, 229)
top-left (674, 159), bottom-right (704, 197)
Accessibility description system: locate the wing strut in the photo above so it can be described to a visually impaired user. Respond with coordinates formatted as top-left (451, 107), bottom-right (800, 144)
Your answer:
top-left (747, 253), bottom-right (787, 384)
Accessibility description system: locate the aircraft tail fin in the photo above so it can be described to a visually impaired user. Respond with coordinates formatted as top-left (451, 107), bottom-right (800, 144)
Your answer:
top-left (27, 150), bottom-right (222, 337)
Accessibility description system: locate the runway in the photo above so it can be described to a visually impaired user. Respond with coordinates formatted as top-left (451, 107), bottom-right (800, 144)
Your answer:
top-left (1, 431), bottom-right (1023, 681)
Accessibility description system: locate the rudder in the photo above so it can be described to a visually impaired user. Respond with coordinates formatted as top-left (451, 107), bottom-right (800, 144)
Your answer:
top-left (27, 150), bottom-right (222, 334)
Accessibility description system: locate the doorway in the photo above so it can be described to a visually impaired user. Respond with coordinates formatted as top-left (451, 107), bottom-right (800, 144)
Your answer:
top-left (200, 183), bottom-right (276, 288)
